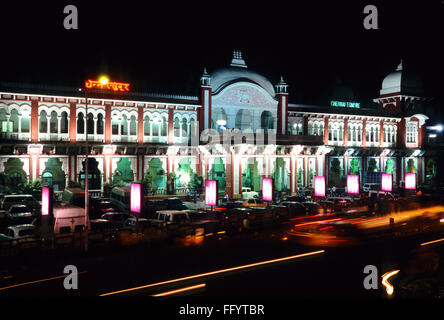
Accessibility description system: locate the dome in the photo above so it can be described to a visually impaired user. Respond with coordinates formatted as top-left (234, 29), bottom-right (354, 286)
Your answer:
top-left (380, 60), bottom-right (424, 96)
top-left (209, 50), bottom-right (276, 97)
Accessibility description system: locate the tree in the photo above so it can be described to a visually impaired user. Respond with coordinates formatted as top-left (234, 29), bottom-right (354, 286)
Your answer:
top-left (349, 158), bottom-right (360, 175)
top-left (367, 158), bottom-right (378, 172)
top-left (330, 158), bottom-right (343, 187)
top-left (407, 159), bottom-right (416, 173)
top-left (385, 158), bottom-right (394, 174)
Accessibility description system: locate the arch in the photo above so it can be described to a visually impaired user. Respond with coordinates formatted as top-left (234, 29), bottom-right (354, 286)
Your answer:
top-left (161, 114), bottom-right (168, 136)
top-left (235, 109), bottom-right (252, 130)
top-left (130, 115), bottom-right (137, 135)
top-left (77, 112), bottom-right (85, 134)
top-left (87, 113), bottom-right (94, 134)
top-left (144, 115), bottom-right (151, 136)
top-left (50, 111), bottom-right (58, 134)
top-left (181, 118), bottom-right (188, 137)
top-left (212, 108), bottom-right (227, 131)
top-left (97, 113), bottom-right (104, 135)
top-left (121, 114), bottom-right (128, 135)
top-left (42, 158), bottom-right (66, 191)
top-left (260, 111), bottom-right (274, 132)
top-left (61, 111), bottom-right (69, 134)
top-left (10, 109), bottom-right (19, 133)
top-left (39, 110), bottom-right (48, 133)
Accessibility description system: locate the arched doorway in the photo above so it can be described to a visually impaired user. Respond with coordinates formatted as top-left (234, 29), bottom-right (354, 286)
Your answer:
top-left (209, 157), bottom-right (226, 193)
top-left (235, 109), bottom-right (252, 130)
top-left (42, 158), bottom-right (66, 191)
top-left (79, 158), bottom-right (102, 190)
top-left (260, 111), bottom-right (274, 133)
top-left (113, 157), bottom-right (134, 185)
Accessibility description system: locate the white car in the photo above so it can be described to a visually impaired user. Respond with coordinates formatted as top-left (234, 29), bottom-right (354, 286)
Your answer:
top-left (241, 187), bottom-right (259, 199)
top-left (2, 224), bottom-right (37, 240)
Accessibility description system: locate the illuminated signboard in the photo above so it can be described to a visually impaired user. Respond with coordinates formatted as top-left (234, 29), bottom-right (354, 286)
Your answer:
top-left (381, 173), bottom-right (393, 192)
top-left (262, 178), bottom-right (273, 202)
top-left (85, 79), bottom-right (130, 92)
top-left (41, 186), bottom-right (50, 216)
top-left (405, 173), bottom-right (416, 190)
top-left (205, 180), bottom-right (218, 206)
top-left (130, 182), bottom-right (142, 213)
top-left (314, 176), bottom-right (326, 197)
top-left (347, 175), bottom-right (360, 194)
top-left (330, 101), bottom-right (360, 108)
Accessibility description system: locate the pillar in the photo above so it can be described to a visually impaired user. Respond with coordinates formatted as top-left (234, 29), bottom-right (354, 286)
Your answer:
top-left (69, 102), bottom-right (77, 143)
top-left (31, 100), bottom-right (39, 142)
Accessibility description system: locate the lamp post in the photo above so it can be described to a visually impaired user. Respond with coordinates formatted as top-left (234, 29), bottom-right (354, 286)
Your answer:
top-left (81, 85), bottom-right (90, 253)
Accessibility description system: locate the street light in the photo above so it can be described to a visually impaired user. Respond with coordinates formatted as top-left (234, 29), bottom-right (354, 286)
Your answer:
top-left (99, 76), bottom-right (109, 85)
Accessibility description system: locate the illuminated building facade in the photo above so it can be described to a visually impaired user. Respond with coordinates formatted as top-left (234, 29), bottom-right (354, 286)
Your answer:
top-left (0, 52), bottom-right (439, 197)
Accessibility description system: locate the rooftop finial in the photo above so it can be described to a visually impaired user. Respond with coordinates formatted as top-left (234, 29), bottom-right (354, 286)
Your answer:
top-left (230, 49), bottom-right (247, 68)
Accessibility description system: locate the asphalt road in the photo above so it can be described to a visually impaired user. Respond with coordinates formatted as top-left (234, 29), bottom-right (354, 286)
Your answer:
top-left (1, 222), bottom-right (443, 302)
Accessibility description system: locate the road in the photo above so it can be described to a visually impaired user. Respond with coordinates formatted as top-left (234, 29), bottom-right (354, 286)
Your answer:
top-left (1, 219), bottom-right (443, 304)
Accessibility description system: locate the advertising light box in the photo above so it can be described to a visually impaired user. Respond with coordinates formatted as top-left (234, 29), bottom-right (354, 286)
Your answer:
top-left (130, 182), bottom-right (142, 213)
top-left (347, 175), bottom-right (360, 194)
top-left (405, 173), bottom-right (416, 190)
top-left (314, 176), bottom-right (326, 197)
top-left (381, 173), bottom-right (393, 192)
top-left (205, 180), bottom-right (218, 206)
top-left (41, 186), bottom-right (50, 216)
top-left (262, 178), bottom-right (273, 202)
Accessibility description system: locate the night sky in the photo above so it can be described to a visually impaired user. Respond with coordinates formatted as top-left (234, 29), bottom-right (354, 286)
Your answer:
top-left (1, 1), bottom-right (444, 121)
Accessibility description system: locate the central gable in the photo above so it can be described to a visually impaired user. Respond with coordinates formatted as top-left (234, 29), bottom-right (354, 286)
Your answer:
top-left (212, 82), bottom-right (278, 110)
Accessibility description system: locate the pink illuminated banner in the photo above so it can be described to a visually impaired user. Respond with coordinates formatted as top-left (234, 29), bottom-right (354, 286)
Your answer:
top-left (205, 180), bottom-right (218, 206)
top-left (405, 173), bottom-right (416, 190)
top-left (130, 182), bottom-right (142, 213)
top-left (347, 175), bottom-right (360, 194)
top-left (314, 176), bottom-right (326, 197)
top-left (41, 186), bottom-right (50, 216)
top-left (262, 178), bottom-right (273, 202)
top-left (381, 173), bottom-right (393, 192)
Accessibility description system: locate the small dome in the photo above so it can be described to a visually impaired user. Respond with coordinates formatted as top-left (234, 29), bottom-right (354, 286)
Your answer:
top-left (209, 50), bottom-right (276, 97)
top-left (380, 60), bottom-right (423, 96)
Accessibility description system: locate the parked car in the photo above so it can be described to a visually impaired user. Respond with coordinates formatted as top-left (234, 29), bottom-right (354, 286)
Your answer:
top-left (6, 204), bottom-right (37, 225)
top-left (363, 183), bottom-right (380, 192)
top-left (281, 195), bottom-right (308, 203)
top-left (156, 198), bottom-right (188, 210)
top-left (90, 197), bottom-right (119, 219)
top-left (90, 219), bottom-right (115, 233)
top-left (1, 224), bottom-right (38, 240)
top-left (245, 207), bottom-right (274, 229)
top-left (241, 187), bottom-right (259, 199)
top-left (280, 201), bottom-right (307, 217)
top-left (269, 205), bottom-right (290, 221)
top-left (317, 200), bottom-right (335, 213)
top-left (101, 212), bottom-right (134, 229)
top-left (122, 217), bottom-right (152, 231)
top-left (302, 202), bottom-right (325, 215)
top-left (216, 207), bottom-right (250, 231)
top-left (1, 194), bottom-right (40, 212)
top-left (242, 198), bottom-right (267, 208)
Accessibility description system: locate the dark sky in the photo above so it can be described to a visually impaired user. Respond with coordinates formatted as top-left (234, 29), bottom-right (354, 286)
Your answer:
top-left (1, 1), bottom-right (444, 120)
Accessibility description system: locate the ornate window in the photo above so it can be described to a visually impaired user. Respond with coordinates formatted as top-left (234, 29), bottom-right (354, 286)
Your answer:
top-left (406, 121), bottom-right (418, 143)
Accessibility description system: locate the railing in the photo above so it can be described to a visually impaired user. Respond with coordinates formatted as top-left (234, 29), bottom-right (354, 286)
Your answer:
top-left (0, 132), bottom-right (31, 141)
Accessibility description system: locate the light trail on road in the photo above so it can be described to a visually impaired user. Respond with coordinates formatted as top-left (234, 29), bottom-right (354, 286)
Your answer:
top-left (0, 271), bottom-right (88, 291)
top-left (99, 250), bottom-right (325, 296)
